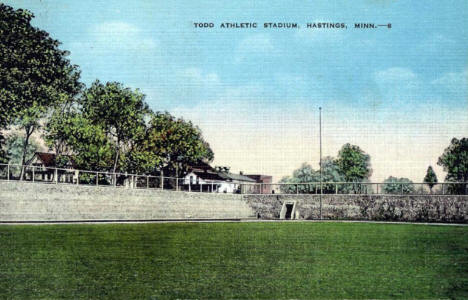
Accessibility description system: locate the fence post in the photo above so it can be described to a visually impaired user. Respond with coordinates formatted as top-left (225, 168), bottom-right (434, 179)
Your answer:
top-left (76, 170), bottom-right (79, 185)
top-left (96, 172), bottom-right (99, 186)
top-left (32, 166), bottom-right (35, 183)
top-left (296, 184), bottom-right (299, 194)
top-left (176, 178), bottom-right (179, 191)
top-left (211, 181), bottom-right (214, 193)
top-left (146, 176), bottom-right (149, 189)
top-left (442, 183), bottom-right (445, 195)
top-left (55, 168), bottom-right (58, 184)
top-left (160, 171), bottom-right (164, 190)
top-left (335, 183), bottom-right (338, 194)
top-left (200, 183), bottom-right (202, 192)
top-left (7, 164), bottom-right (9, 181)
top-left (260, 183), bottom-right (263, 194)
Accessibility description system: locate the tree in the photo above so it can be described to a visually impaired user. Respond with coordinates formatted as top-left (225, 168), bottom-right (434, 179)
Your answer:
top-left (44, 104), bottom-right (75, 158)
top-left (80, 80), bottom-right (149, 173)
top-left (336, 143), bottom-right (372, 182)
top-left (44, 111), bottom-right (114, 171)
top-left (4, 134), bottom-right (39, 165)
top-left (321, 157), bottom-right (348, 193)
top-left (2, 133), bottom-right (40, 178)
top-left (14, 105), bottom-right (45, 178)
top-left (0, 134), bottom-right (7, 164)
top-left (423, 166), bottom-right (438, 193)
top-left (279, 163), bottom-right (317, 194)
top-left (0, 4), bottom-right (82, 177)
top-left (438, 137), bottom-right (468, 194)
top-left (279, 158), bottom-right (347, 194)
top-left (382, 176), bottom-right (415, 194)
top-left (138, 112), bottom-right (214, 176)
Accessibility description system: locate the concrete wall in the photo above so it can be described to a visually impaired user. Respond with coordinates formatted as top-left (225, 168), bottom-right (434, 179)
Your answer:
top-left (1, 182), bottom-right (467, 223)
top-left (0, 181), bottom-right (254, 222)
top-left (244, 194), bottom-right (468, 223)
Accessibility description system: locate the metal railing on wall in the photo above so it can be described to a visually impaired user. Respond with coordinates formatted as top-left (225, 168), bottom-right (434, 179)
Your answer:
top-left (0, 163), bottom-right (185, 191)
top-left (0, 163), bottom-right (467, 195)
top-left (0, 163), bottom-right (237, 193)
top-left (240, 182), bottom-right (468, 195)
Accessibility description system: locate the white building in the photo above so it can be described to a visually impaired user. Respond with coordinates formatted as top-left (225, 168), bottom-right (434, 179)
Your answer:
top-left (182, 162), bottom-right (256, 193)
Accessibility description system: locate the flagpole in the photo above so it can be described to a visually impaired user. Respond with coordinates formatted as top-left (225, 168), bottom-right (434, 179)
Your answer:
top-left (319, 107), bottom-right (323, 220)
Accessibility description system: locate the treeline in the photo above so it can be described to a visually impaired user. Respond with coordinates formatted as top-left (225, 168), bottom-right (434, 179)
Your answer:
top-left (281, 139), bottom-right (468, 194)
top-left (0, 4), bottom-right (213, 177)
top-left (280, 143), bottom-right (372, 194)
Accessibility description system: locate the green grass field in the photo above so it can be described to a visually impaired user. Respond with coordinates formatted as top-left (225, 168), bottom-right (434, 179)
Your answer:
top-left (0, 222), bottom-right (467, 299)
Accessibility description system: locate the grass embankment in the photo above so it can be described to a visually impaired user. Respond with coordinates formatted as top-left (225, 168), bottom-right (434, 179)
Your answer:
top-left (0, 222), bottom-right (467, 299)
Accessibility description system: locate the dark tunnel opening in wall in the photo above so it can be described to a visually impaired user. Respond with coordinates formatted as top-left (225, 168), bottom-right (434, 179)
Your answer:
top-left (285, 204), bottom-right (294, 219)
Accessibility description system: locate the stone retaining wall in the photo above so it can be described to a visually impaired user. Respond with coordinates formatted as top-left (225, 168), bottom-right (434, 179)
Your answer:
top-left (0, 181), bottom-right (254, 221)
top-left (243, 194), bottom-right (468, 223)
top-left (1, 182), bottom-right (467, 223)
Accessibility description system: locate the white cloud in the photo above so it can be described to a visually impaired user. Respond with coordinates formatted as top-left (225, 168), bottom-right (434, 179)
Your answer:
top-left (86, 21), bottom-right (157, 52)
top-left (372, 67), bottom-right (422, 104)
top-left (181, 68), bottom-right (220, 85)
top-left (374, 67), bottom-right (417, 83)
top-left (93, 22), bottom-right (140, 37)
top-left (432, 69), bottom-right (468, 92)
top-left (234, 34), bottom-right (276, 63)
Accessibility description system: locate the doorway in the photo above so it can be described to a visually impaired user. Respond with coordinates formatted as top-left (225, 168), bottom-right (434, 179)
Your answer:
top-left (280, 201), bottom-right (297, 220)
top-left (285, 204), bottom-right (294, 219)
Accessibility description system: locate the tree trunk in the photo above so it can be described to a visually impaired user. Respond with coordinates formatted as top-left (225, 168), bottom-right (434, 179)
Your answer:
top-left (19, 125), bottom-right (34, 180)
top-left (112, 148), bottom-right (120, 174)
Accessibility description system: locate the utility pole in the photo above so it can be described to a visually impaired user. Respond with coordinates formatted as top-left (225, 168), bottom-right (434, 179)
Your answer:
top-left (319, 107), bottom-right (323, 220)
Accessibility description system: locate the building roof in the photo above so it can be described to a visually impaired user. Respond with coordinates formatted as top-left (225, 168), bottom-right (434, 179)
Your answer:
top-left (219, 172), bottom-right (256, 183)
top-left (245, 174), bottom-right (273, 183)
top-left (193, 171), bottom-right (226, 181)
top-left (189, 161), bottom-right (215, 172)
top-left (188, 163), bottom-right (259, 183)
top-left (27, 152), bottom-right (74, 168)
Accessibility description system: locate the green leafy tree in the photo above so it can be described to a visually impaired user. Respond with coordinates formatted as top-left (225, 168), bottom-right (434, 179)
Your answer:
top-left (44, 105), bottom-right (75, 158)
top-left (423, 166), bottom-right (438, 193)
top-left (0, 4), bottom-right (82, 177)
top-left (336, 143), bottom-right (372, 193)
top-left (2, 134), bottom-right (39, 178)
top-left (437, 137), bottom-right (468, 194)
top-left (382, 176), bottom-right (415, 194)
top-left (321, 157), bottom-right (348, 193)
top-left (13, 105), bottom-right (44, 177)
top-left (80, 80), bottom-right (149, 173)
top-left (137, 112), bottom-right (214, 176)
top-left (4, 134), bottom-right (39, 165)
top-left (279, 163), bottom-right (317, 194)
top-left (279, 158), bottom-right (347, 194)
top-left (44, 111), bottom-right (114, 171)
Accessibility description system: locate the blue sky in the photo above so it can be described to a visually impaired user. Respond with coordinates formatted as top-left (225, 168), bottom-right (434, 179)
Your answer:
top-left (6, 0), bottom-right (468, 181)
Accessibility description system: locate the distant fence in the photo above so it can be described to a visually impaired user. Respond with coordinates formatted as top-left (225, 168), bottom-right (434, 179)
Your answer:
top-left (0, 163), bottom-right (467, 195)
top-left (0, 163), bottom-right (231, 193)
top-left (240, 182), bottom-right (468, 195)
